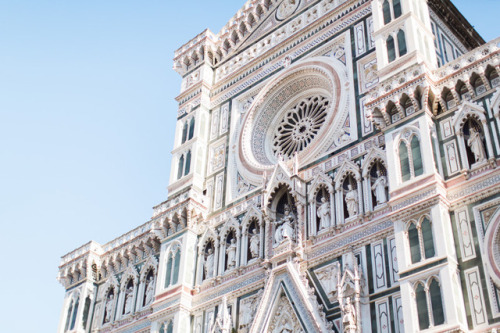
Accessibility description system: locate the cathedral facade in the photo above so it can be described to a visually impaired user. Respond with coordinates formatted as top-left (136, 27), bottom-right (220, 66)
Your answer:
top-left (57, 0), bottom-right (500, 332)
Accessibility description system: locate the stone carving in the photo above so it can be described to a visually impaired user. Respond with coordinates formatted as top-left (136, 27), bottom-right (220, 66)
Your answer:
top-left (345, 185), bottom-right (358, 217)
top-left (204, 248), bottom-right (215, 279)
top-left (371, 171), bottom-right (387, 205)
top-left (337, 251), bottom-right (362, 333)
top-left (123, 286), bottom-right (133, 314)
top-left (210, 296), bottom-right (232, 333)
top-left (315, 262), bottom-right (339, 300)
top-left (249, 229), bottom-right (260, 259)
top-left (268, 295), bottom-right (304, 333)
top-left (104, 294), bottom-right (114, 324)
top-left (468, 127), bottom-right (486, 163)
top-left (238, 290), bottom-right (262, 332)
top-left (341, 297), bottom-right (356, 332)
top-left (226, 239), bottom-right (237, 270)
top-left (144, 276), bottom-right (155, 306)
top-left (274, 205), bottom-right (295, 246)
top-left (317, 197), bottom-right (331, 230)
top-left (277, 0), bottom-right (299, 21)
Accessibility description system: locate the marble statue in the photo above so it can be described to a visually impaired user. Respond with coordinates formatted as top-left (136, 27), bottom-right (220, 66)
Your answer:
top-left (124, 286), bottom-right (133, 314)
top-left (249, 229), bottom-right (260, 259)
top-left (104, 294), bottom-right (114, 323)
top-left (316, 263), bottom-right (338, 298)
top-left (345, 185), bottom-right (358, 217)
top-left (274, 205), bottom-right (294, 245)
top-left (371, 171), bottom-right (387, 204)
top-left (467, 127), bottom-right (486, 163)
top-left (205, 248), bottom-right (215, 279)
top-left (317, 197), bottom-right (331, 230)
top-left (342, 297), bottom-right (356, 330)
top-left (226, 238), bottom-right (237, 269)
top-left (144, 276), bottom-right (155, 305)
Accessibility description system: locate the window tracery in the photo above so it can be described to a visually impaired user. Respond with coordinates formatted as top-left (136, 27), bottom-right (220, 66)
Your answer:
top-left (272, 95), bottom-right (329, 159)
top-left (407, 216), bottom-right (435, 264)
top-left (414, 277), bottom-right (445, 330)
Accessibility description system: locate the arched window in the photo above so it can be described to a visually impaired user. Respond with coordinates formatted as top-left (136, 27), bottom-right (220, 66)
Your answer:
top-left (416, 283), bottom-right (430, 330)
top-left (184, 150), bottom-right (191, 176)
top-left (407, 216), bottom-right (435, 264)
top-left (397, 30), bottom-right (407, 57)
top-left (70, 297), bottom-right (79, 330)
top-left (408, 222), bottom-right (421, 264)
top-left (188, 117), bottom-right (195, 140)
top-left (421, 217), bottom-right (435, 259)
top-left (415, 278), bottom-right (445, 330)
top-left (387, 36), bottom-right (396, 62)
top-left (429, 279), bottom-right (445, 325)
top-left (470, 74), bottom-right (485, 96)
top-left (177, 155), bottom-right (184, 180)
top-left (456, 81), bottom-right (469, 101)
top-left (393, 0), bottom-right (402, 18)
top-left (398, 131), bottom-right (424, 183)
top-left (399, 141), bottom-right (411, 182)
top-left (82, 296), bottom-right (91, 330)
top-left (383, 0), bottom-right (392, 24)
top-left (181, 122), bottom-right (188, 144)
top-left (165, 244), bottom-right (181, 288)
top-left (64, 300), bottom-right (73, 332)
top-left (410, 136), bottom-right (423, 177)
top-left (486, 66), bottom-right (500, 87)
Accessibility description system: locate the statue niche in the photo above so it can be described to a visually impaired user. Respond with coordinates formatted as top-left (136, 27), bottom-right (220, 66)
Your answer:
top-left (342, 175), bottom-right (359, 219)
top-left (315, 187), bottom-right (331, 232)
top-left (225, 231), bottom-right (237, 271)
top-left (248, 219), bottom-right (260, 260)
top-left (271, 191), bottom-right (297, 248)
top-left (203, 241), bottom-right (216, 280)
top-left (369, 161), bottom-right (388, 207)
top-left (463, 118), bottom-right (487, 166)
top-left (122, 279), bottom-right (134, 315)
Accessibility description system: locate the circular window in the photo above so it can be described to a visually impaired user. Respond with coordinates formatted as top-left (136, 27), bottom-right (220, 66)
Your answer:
top-left (272, 95), bottom-right (329, 158)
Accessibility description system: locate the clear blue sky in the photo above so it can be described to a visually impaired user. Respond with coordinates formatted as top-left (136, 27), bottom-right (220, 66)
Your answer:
top-left (0, 1), bottom-right (497, 331)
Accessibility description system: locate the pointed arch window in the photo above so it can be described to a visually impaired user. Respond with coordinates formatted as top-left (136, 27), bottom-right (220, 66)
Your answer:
top-left (64, 300), bottom-right (73, 332)
top-left (397, 30), bottom-right (407, 56)
top-left (416, 283), bottom-right (430, 330)
top-left (188, 117), bottom-right (195, 140)
top-left (398, 132), bottom-right (424, 183)
top-left (165, 244), bottom-right (181, 288)
top-left (393, 0), bottom-right (402, 18)
top-left (181, 122), bottom-right (188, 144)
top-left (407, 216), bottom-right (435, 264)
top-left (383, 0), bottom-right (392, 24)
top-left (177, 155), bottom-right (185, 180)
top-left (387, 36), bottom-right (396, 62)
top-left (184, 150), bottom-right (191, 176)
top-left (415, 278), bottom-right (445, 330)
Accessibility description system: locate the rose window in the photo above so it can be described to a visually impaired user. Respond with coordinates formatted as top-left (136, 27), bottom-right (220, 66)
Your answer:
top-left (272, 95), bottom-right (329, 158)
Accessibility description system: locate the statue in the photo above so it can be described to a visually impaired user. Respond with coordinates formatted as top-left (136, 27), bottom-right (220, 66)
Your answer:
top-left (249, 229), bottom-right (260, 259)
top-left (345, 185), bottom-right (358, 217)
top-left (467, 127), bottom-right (487, 163)
top-left (144, 276), bottom-right (155, 306)
top-left (317, 197), bottom-right (331, 230)
top-left (371, 170), bottom-right (387, 205)
top-left (274, 205), bottom-right (295, 245)
top-left (124, 286), bottom-right (134, 314)
top-left (342, 297), bottom-right (356, 331)
top-left (226, 238), bottom-right (237, 269)
top-left (204, 248), bottom-right (215, 279)
top-left (104, 294), bottom-right (114, 323)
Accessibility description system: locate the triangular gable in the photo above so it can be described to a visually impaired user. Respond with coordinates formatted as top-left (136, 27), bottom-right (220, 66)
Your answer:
top-left (452, 101), bottom-right (487, 132)
top-left (333, 159), bottom-right (360, 188)
top-left (250, 263), bottom-right (330, 333)
top-left (264, 160), bottom-right (294, 205)
top-left (361, 147), bottom-right (387, 178)
top-left (308, 172), bottom-right (334, 201)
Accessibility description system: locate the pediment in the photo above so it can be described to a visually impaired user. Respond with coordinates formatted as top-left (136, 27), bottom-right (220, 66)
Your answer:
top-left (452, 101), bottom-right (486, 131)
top-left (361, 147), bottom-right (387, 177)
top-left (264, 161), bottom-right (294, 205)
top-left (308, 172), bottom-right (334, 200)
top-left (333, 159), bottom-right (361, 187)
top-left (250, 263), bottom-right (330, 333)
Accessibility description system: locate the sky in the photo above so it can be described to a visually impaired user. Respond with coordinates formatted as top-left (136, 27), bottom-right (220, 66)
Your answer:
top-left (0, 0), bottom-right (498, 332)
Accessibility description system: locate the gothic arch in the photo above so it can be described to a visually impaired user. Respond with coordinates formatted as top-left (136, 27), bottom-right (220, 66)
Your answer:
top-left (334, 160), bottom-right (361, 190)
top-left (117, 265), bottom-right (139, 318)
